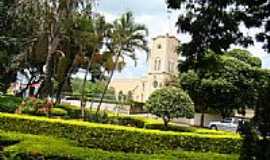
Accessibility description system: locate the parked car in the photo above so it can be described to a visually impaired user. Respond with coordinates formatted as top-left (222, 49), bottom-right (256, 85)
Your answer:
top-left (208, 117), bottom-right (241, 132)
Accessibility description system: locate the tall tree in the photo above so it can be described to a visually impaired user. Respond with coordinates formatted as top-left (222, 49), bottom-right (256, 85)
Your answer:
top-left (96, 12), bottom-right (148, 114)
top-left (166, 0), bottom-right (270, 68)
top-left (181, 49), bottom-right (262, 127)
top-left (79, 15), bottom-right (111, 119)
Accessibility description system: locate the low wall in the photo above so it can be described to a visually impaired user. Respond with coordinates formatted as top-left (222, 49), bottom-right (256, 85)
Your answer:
top-left (61, 99), bottom-right (131, 114)
top-left (173, 113), bottom-right (223, 127)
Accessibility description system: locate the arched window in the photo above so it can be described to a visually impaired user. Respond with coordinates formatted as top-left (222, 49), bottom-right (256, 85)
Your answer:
top-left (153, 81), bottom-right (158, 88)
top-left (118, 91), bottom-right (124, 101)
top-left (154, 57), bottom-right (161, 71)
top-left (168, 62), bottom-right (175, 72)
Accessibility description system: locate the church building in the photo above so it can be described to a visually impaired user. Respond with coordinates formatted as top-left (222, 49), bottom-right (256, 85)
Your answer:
top-left (109, 34), bottom-right (180, 102)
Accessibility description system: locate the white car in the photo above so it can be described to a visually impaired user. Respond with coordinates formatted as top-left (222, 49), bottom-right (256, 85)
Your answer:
top-left (208, 118), bottom-right (240, 132)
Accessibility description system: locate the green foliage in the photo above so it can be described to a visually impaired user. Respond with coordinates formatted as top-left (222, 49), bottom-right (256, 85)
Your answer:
top-left (55, 104), bottom-right (81, 119)
top-left (166, 0), bottom-right (270, 62)
top-left (20, 98), bottom-right (46, 115)
top-left (0, 130), bottom-right (239, 160)
top-left (108, 116), bottom-right (145, 128)
top-left (71, 78), bottom-right (115, 99)
top-left (0, 113), bottom-right (241, 154)
top-left (51, 108), bottom-right (68, 117)
top-left (226, 49), bottom-right (262, 67)
top-left (181, 50), bottom-right (263, 120)
top-left (146, 87), bottom-right (194, 127)
top-left (144, 123), bottom-right (194, 132)
top-left (0, 96), bottom-right (22, 113)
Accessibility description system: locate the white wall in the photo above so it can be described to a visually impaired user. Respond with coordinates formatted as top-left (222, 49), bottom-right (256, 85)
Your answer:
top-left (173, 113), bottom-right (223, 127)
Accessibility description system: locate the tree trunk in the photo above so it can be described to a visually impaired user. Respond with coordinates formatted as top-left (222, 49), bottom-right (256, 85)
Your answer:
top-left (80, 50), bottom-right (96, 119)
top-left (55, 79), bottom-right (66, 104)
top-left (163, 118), bottom-right (169, 130)
top-left (200, 112), bottom-right (205, 127)
top-left (80, 66), bottom-right (89, 119)
top-left (96, 53), bottom-right (121, 115)
top-left (39, 35), bottom-right (60, 98)
top-left (55, 58), bottom-right (77, 104)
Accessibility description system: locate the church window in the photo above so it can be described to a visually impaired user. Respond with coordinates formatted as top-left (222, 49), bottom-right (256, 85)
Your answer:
top-left (153, 81), bottom-right (158, 88)
top-left (168, 62), bottom-right (175, 72)
top-left (157, 44), bottom-right (162, 49)
top-left (118, 91), bottom-right (124, 101)
top-left (154, 57), bottom-right (161, 71)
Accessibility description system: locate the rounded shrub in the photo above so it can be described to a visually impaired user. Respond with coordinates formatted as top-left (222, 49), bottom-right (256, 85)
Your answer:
top-left (146, 87), bottom-right (194, 127)
top-left (51, 108), bottom-right (68, 117)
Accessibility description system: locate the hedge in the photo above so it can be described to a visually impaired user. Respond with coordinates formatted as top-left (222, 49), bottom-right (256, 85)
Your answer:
top-left (0, 113), bottom-right (241, 154)
top-left (0, 96), bottom-right (22, 113)
top-left (0, 130), bottom-right (239, 160)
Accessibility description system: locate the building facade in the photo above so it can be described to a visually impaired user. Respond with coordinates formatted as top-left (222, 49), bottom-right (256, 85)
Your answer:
top-left (110, 34), bottom-right (180, 102)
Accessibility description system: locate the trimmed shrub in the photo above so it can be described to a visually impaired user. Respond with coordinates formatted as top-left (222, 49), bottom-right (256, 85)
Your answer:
top-left (55, 104), bottom-right (81, 119)
top-left (51, 108), bottom-right (68, 117)
top-left (0, 96), bottom-right (22, 113)
top-left (108, 116), bottom-right (145, 128)
top-left (0, 113), bottom-right (241, 154)
top-left (144, 123), bottom-right (194, 132)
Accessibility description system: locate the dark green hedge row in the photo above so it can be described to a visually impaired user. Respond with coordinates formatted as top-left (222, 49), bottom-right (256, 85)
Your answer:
top-left (0, 113), bottom-right (241, 154)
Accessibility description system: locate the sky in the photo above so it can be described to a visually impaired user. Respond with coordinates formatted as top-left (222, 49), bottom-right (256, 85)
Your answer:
top-left (95, 0), bottom-right (270, 79)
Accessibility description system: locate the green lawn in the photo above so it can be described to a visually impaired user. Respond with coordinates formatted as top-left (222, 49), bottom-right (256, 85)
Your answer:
top-left (0, 130), bottom-right (239, 160)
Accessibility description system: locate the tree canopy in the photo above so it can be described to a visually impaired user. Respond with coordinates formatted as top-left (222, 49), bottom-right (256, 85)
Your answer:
top-left (146, 87), bottom-right (194, 127)
top-left (166, 0), bottom-right (270, 68)
top-left (181, 49), bottom-right (264, 126)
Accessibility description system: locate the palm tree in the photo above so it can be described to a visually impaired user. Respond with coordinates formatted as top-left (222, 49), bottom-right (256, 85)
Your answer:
top-left (80, 15), bottom-right (112, 119)
top-left (96, 12), bottom-right (148, 114)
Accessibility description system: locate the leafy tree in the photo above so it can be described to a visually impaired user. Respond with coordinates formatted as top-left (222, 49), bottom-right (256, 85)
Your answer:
top-left (181, 49), bottom-right (261, 127)
top-left (166, 0), bottom-right (270, 67)
top-left (96, 12), bottom-right (148, 113)
top-left (146, 87), bottom-right (194, 128)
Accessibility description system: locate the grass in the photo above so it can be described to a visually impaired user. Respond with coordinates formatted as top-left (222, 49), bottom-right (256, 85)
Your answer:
top-left (0, 130), bottom-right (239, 160)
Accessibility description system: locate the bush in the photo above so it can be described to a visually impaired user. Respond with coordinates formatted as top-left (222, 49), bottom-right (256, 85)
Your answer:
top-left (20, 98), bottom-right (47, 116)
top-left (55, 104), bottom-right (81, 119)
top-left (144, 123), bottom-right (194, 132)
top-left (51, 108), bottom-right (68, 117)
top-left (0, 113), bottom-right (241, 154)
top-left (0, 96), bottom-right (22, 113)
top-left (108, 116), bottom-right (145, 128)
top-left (85, 111), bottom-right (109, 123)
top-left (0, 130), bottom-right (239, 160)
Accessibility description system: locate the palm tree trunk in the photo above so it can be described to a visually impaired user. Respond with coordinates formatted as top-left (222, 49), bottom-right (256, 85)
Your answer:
top-left (96, 53), bottom-right (121, 114)
top-left (80, 51), bottom-right (96, 119)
